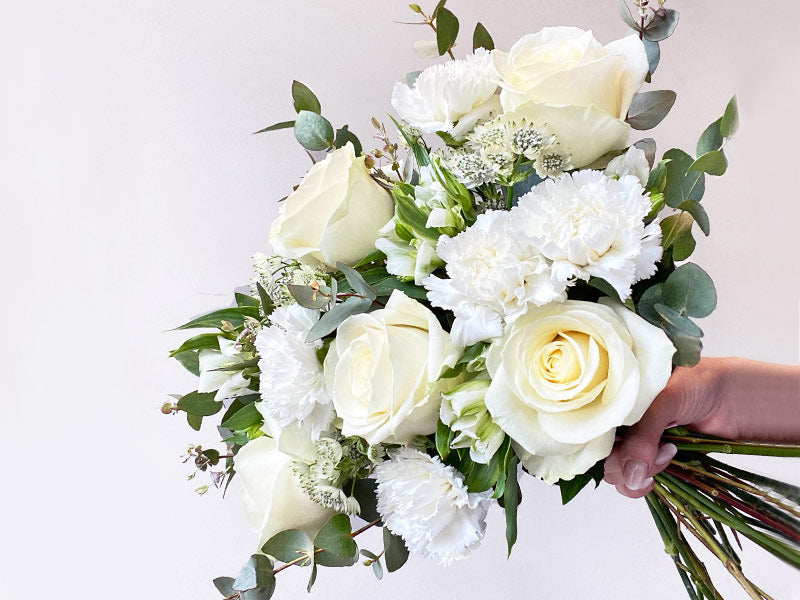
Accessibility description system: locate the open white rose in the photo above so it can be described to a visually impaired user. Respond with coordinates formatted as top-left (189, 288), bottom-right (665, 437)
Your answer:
top-left (269, 142), bottom-right (394, 270)
top-left (484, 299), bottom-right (673, 483)
top-left (493, 27), bottom-right (648, 167)
top-left (324, 290), bottom-right (460, 445)
top-left (234, 436), bottom-right (334, 548)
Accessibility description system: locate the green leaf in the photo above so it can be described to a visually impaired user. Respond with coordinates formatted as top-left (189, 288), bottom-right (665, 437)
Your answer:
top-left (669, 330), bottom-right (703, 367)
top-left (187, 412), bottom-right (203, 431)
top-left (253, 120), bottom-right (295, 135)
top-left (626, 90), bottom-right (677, 130)
top-left (634, 137), bottom-right (657, 168)
top-left (352, 478), bottom-right (380, 523)
top-left (503, 453), bottom-right (521, 557)
top-left (465, 447), bottom-right (503, 493)
top-left (436, 419), bottom-right (454, 461)
top-left (370, 277), bottom-right (428, 300)
top-left (177, 391), bottom-right (222, 417)
top-left (262, 530), bottom-right (314, 564)
top-left (307, 562), bottom-right (317, 592)
top-left (637, 283), bottom-right (664, 325)
top-left (392, 183), bottom-right (440, 240)
top-left (720, 95), bottom-right (739, 138)
top-left (383, 528), bottom-right (410, 573)
top-left (372, 559), bottom-right (384, 580)
top-left (232, 554), bottom-right (275, 592)
top-left (435, 6), bottom-right (459, 56)
top-left (671, 228), bottom-right (696, 262)
top-left (646, 158), bottom-right (670, 193)
top-left (472, 22), bottom-right (494, 50)
top-left (660, 212), bottom-right (694, 251)
top-left (405, 70), bottom-right (421, 86)
top-left (291, 80), bottom-right (321, 114)
top-left (173, 349), bottom-right (200, 375)
top-left (389, 114), bottom-right (430, 167)
top-left (643, 9), bottom-right (679, 42)
top-left (334, 125), bottom-right (362, 156)
top-left (315, 548), bottom-right (359, 567)
top-left (679, 200), bottom-right (710, 236)
top-left (287, 284), bottom-right (331, 310)
top-left (221, 402), bottom-right (262, 431)
top-left (654, 303), bottom-right (704, 337)
top-left (175, 306), bottom-right (261, 330)
top-left (235, 293), bottom-right (259, 308)
top-left (336, 262), bottom-right (377, 300)
top-left (213, 577), bottom-right (236, 597)
top-left (314, 515), bottom-right (357, 558)
top-left (697, 118), bottom-right (724, 156)
top-left (306, 295), bottom-right (372, 342)
top-left (588, 277), bottom-right (623, 303)
top-left (558, 462), bottom-right (604, 504)
top-left (294, 110), bottom-right (335, 151)
top-left (618, 0), bottom-right (640, 30)
top-left (663, 148), bottom-right (705, 208)
top-left (663, 263), bottom-right (717, 318)
top-left (689, 150), bottom-right (728, 176)
top-left (432, 0), bottom-right (447, 18)
top-left (644, 39), bottom-right (660, 77)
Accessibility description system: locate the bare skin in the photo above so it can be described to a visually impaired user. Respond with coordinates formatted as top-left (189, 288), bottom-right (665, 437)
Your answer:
top-left (604, 357), bottom-right (800, 499)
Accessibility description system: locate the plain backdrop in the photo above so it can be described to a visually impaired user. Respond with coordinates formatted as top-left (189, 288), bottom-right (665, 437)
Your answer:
top-left (1, 1), bottom-right (799, 598)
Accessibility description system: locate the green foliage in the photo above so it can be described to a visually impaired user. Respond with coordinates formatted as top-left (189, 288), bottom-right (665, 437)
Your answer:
top-left (383, 527), bottom-right (410, 572)
top-left (352, 478), bottom-right (380, 523)
top-left (643, 9), bottom-right (679, 42)
top-left (617, 0), bottom-right (638, 30)
top-left (177, 391), bottom-right (223, 417)
top-left (558, 461), bottom-right (605, 505)
top-left (235, 293), bottom-right (260, 307)
top-left (721, 96), bottom-right (739, 138)
top-left (663, 148), bottom-right (705, 208)
top-left (405, 70), bottom-right (421, 86)
top-left (256, 282), bottom-right (276, 318)
top-left (306, 295), bottom-right (372, 342)
top-left (644, 39), bottom-right (660, 79)
top-left (221, 402), bottom-right (262, 431)
top-left (334, 125), bottom-right (363, 156)
top-left (232, 554), bottom-right (276, 598)
top-left (697, 118), bottom-right (724, 156)
top-left (465, 444), bottom-right (505, 493)
top-left (170, 332), bottom-right (221, 357)
top-left (291, 80), bottom-right (321, 114)
top-left (626, 90), bottom-right (677, 130)
top-left (213, 577), bottom-right (236, 597)
top-left (338, 262), bottom-right (378, 300)
top-left (294, 110), bottom-right (335, 151)
top-left (436, 419), bottom-right (455, 461)
top-left (389, 114), bottom-right (430, 167)
top-left (679, 200), bottom-right (710, 236)
top-left (661, 212), bottom-right (695, 260)
top-left (662, 263), bottom-right (717, 318)
top-left (287, 284), bottom-right (331, 310)
top-left (253, 120), bottom-right (295, 135)
top-left (503, 452), bottom-right (521, 556)
top-left (175, 306), bottom-right (261, 330)
top-left (435, 6), bottom-right (459, 56)
top-left (690, 150), bottom-right (728, 176)
top-left (634, 137), bottom-right (657, 168)
top-left (187, 412), bottom-right (203, 431)
top-left (314, 515), bottom-right (358, 558)
top-left (654, 303), bottom-right (704, 337)
top-left (173, 350), bottom-right (200, 375)
top-left (472, 22), bottom-right (494, 51)
top-left (262, 530), bottom-right (314, 564)
top-left (393, 182), bottom-right (441, 241)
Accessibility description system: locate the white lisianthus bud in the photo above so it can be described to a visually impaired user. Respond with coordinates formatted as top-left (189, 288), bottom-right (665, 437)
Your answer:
top-left (605, 146), bottom-right (651, 187)
top-left (374, 448), bottom-right (492, 565)
top-left (197, 337), bottom-right (253, 401)
top-left (440, 378), bottom-right (505, 464)
top-left (269, 143), bottom-right (394, 270)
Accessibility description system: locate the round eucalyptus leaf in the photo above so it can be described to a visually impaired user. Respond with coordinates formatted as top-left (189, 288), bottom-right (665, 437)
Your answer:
top-left (294, 111), bottom-right (334, 151)
top-left (261, 529), bottom-right (314, 564)
top-left (654, 303), bottom-right (704, 337)
top-left (663, 263), bottom-right (717, 318)
top-left (636, 283), bottom-right (664, 325)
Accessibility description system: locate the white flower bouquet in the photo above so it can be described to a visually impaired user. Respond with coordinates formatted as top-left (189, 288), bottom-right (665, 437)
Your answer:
top-left (165, 3), bottom-right (800, 598)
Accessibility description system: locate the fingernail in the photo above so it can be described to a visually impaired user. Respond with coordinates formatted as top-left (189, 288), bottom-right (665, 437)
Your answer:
top-left (655, 443), bottom-right (678, 467)
top-left (665, 421), bottom-right (677, 429)
top-left (623, 460), bottom-right (649, 490)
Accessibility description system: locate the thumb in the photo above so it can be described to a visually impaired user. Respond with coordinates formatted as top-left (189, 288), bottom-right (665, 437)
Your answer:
top-left (618, 392), bottom-right (680, 491)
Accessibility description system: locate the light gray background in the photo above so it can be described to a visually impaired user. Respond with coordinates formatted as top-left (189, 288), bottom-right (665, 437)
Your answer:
top-left (2, 1), bottom-right (798, 598)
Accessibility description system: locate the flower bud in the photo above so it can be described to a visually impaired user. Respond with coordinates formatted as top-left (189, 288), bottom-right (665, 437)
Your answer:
top-left (408, 3), bottom-right (422, 13)
top-left (161, 402), bottom-right (174, 414)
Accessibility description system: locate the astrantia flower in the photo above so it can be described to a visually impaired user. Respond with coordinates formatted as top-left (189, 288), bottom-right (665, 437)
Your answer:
top-left (423, 211), bottom-right (565, 347)
top-left (512, 170), bottom-right (662, 300)
top-left (391, 48), bottom-right (500, 138)
top-left (255, 304), bottom-right (333, 440)
top-left (198, 337), bottom-right (253, 401)
top-left (291, 438), bottom-right (361, 515)
top-left (374, 448), bottom-right (492, 566)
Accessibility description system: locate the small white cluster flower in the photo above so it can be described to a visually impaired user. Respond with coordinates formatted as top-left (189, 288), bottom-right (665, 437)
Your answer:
top-left (291, 437), bottom-right (360, 515)
top-left (254, 304), bottom-right (334, 440)
top-left (374, 448), bottom-right (491, 566)
top-left (512, 169), bottom-right (662, 300)
top-left (251, 253), bottom-right (327, 307)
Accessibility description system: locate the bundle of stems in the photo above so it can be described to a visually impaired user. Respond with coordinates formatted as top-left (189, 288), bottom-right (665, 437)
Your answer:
top-left (646, 428), bottom-right (800, 599)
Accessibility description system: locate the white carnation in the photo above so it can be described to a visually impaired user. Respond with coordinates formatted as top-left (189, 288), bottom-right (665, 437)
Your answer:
top-left (255, 304), bottom-right (333, 440)
top-left (423, 211), bottom-right (565, 347)
top-left (391, 49), bottom-right (500, 137)
top-left (374, 448), bottom-right (491, 566)
top-left (513, 170), bottom-right (662, 301)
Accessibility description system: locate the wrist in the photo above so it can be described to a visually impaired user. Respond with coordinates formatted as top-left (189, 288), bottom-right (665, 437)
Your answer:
top-left (689, 357), bottom-right (742, 439)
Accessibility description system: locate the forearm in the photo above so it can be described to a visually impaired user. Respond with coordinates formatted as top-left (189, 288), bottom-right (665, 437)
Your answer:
top-left (697, 357), bottom-right (800, 443)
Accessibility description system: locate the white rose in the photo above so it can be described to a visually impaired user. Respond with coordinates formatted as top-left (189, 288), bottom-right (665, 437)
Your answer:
top-left (493, 27), bottom-right (648, 167)
top-left (484, 299), bottom-right (673, 483)
top-left (269, 142), bottom-right (394, 270)
top-left (234, 436), bottom-right (334, 548)
top-left (324, 290), bottom-right (459, 445)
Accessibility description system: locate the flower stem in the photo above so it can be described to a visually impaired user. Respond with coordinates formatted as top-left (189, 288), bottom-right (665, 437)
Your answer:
top-left (505, 185), bottom-right (514, 210)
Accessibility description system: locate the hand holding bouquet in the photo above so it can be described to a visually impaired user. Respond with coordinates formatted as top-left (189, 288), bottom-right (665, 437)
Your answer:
top-left (165, 3), bottom-right (800, 598)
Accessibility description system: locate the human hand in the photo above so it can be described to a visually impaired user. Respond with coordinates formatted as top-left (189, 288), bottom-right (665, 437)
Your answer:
top-left (603, 358), bottom-right (732, 498)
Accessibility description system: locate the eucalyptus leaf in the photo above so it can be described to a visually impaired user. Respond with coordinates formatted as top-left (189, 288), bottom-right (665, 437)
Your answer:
top-left (646, 158), bottom-right (670, 193)
top-left (697, 118), bottom-right (724, 156)
top-left (660, 212), bottom-right (694, 250)
top-left (617, 0), bottom-right (640, 30)
top-left (637, 283), bottom-right (664, 325)
top-left (588, 276), bottom-right (623, 303)
top-left (370, 277), bottom-right (428, 300)
top-left (626, 90), bottom-right (677, 130)
top-left (287, 284), bottom-right (331, 310)
top-left (655, 303), bottom-right (704, 337)
top-left (178, 391), bottom-right (223, 417)
top-left (405, 70), bottom-right (421, 86)
top-left (671, 229), bottom-right (696, 261)
top-left (315, 548), bottom-right (359, 567)
top-left (689, 150), bottom-right (728, 176)
top-left (372, 560), bottom-right (384, 580)
top-left (668, 330), bottom-right (703, 367)
top-left (435, 6), bottom-right (459, 56)
top-left (173, 349), bottom-right (200, 375)
top-left (643, 9), bottom-right (679, 42)
top-left (306, 295), bottom-right (372, 342)
top-left (679, 200), bottom-right (710, 236)
top-left (336, 262), bottom-right (377, 300)
top-left (175, 306), bottom-right (261, 330)
top-left (663, 148), bottom-right (705, 208)
top-left (294, 110), bottom-right (334, 151)
top-left (634, 138), bottom-right (657, 168)
top-left (187, 412), bottom-right (203, 431)
top-left (383, 528), bottom-right (410, 573)
top-left (644, 39), bottom-right (660, 77)
top-left (662, 263), bottom-right (717, 318)
top-left (307, 562), bottom-right (317, 593)
top-left (473, 22), bottom-right (494, 50)
top-left (221, 402), bottom-right (262, 431)
top-left (213, 577), bottom-right (236, 597)
top-left (314, 514), bottom-right (357, 558)
top-left (262, 530), bottom-right (314, 564)
top-left (241, 588), bottom-right (275, 600)
top-left (253, 120), bottom-right (295, 135)
top-left (721, 95), bottom-right (739, 138)
top-left (291, 80), bottom-right (321, 114)
top-left (232, 554), bottom-right (275, 592)
top-left (334, 125), bottom-right (363, 156)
